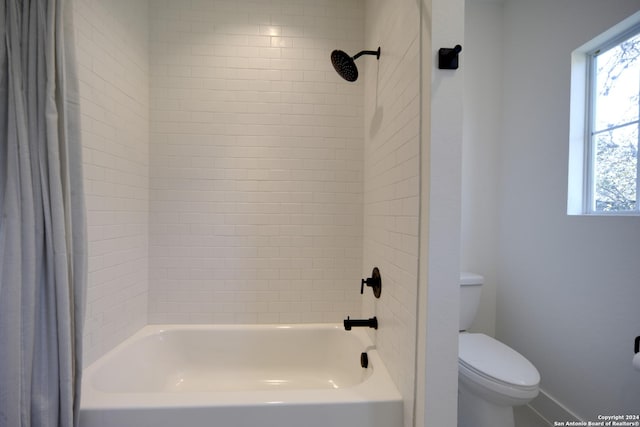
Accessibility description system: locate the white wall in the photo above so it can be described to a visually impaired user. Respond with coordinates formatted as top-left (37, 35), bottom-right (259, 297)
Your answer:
top-left (74, 0), bottom-right (150, 364)
top-left (461, 0), bottom-right (503, 337)
top-left (465, 0), bottom-right (640, 420)
top-left (362, 0), bottom-right (421, 425)
top-left (147, 0), bottom-right (365, 324)
top-left (418, 0), bottom-right (465, 425)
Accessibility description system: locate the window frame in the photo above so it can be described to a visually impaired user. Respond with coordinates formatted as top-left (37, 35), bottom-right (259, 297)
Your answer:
top-left (584, 24), bottom-right (640, 215)
top-left (568, 12), bottom-right (640, 216)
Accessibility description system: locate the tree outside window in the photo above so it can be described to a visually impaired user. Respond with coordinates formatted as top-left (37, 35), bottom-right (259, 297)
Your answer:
top-left (590, 31), bottom-right (640, 213)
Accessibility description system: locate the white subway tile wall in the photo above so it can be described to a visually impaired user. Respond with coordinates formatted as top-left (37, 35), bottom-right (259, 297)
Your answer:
top-left (73, 2), bottom-right (421, 415)
top-left (74, 0), bottom-right (150, 364)
top-left (148, 0), bottom-right (365, 324)
top-left (363, 1), bottom-right (421, 426)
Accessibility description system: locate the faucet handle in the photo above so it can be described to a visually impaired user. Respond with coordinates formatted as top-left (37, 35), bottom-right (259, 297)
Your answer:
top-left (360, 267), bottom-right (382, 298)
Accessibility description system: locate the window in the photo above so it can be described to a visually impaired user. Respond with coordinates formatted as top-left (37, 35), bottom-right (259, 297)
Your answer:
top-left (568, 13), bottom-right (640, 215)
top-left (587, 28), bottom-right (640, 213)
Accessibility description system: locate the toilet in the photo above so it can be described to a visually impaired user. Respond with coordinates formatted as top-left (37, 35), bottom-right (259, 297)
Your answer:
top-left (458, 273), bottom-right (540, 427)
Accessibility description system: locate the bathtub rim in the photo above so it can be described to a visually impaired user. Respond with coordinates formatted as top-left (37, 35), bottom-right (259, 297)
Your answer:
top-left (80, 323), bottom-right (402, 410)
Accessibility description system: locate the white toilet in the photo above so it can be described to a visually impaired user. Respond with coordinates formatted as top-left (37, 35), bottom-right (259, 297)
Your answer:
top-left (458, 273), bottom-right (540, 427)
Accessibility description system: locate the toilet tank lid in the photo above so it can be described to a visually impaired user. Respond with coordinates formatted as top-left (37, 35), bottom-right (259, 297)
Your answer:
top-left (460, 272), bottom-right (483, 286)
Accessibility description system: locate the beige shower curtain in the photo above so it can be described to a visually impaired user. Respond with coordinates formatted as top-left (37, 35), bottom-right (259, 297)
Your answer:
top-left (0, 0), bottom-right (86, 426)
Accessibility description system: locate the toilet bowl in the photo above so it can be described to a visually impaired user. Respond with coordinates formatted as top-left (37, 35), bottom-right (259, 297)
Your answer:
top-left (458, 273), bottom-right (540, 427)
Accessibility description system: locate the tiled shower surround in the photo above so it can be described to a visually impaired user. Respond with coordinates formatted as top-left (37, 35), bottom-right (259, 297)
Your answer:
top-left (148, 0), bottom-right (365, 324)
top-left (75, 0), bottom-right (150, 365)
top-left (76, 1), bottom-right (421, 426)
top-left (363, 0), bottom-right (421, 423)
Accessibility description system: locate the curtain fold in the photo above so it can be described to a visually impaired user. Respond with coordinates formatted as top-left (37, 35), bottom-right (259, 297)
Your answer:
top-left (0, 0), bottom-right (86, 426)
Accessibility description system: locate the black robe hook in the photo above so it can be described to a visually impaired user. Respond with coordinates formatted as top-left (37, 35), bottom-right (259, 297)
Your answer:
top-left (438, 45), bottom-right (462, 70)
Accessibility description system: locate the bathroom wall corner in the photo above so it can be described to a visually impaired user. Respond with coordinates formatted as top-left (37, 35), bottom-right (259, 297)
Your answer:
top-left (416, 0), bottom-right (465, 426)
top-left (362, 0), bottom-right (422, 426)
top-left (75, 0), bottom-right (150, 365)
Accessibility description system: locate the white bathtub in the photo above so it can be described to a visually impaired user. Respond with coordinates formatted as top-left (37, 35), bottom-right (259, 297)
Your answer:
top-left (80, 324), bottom-right (403, 427)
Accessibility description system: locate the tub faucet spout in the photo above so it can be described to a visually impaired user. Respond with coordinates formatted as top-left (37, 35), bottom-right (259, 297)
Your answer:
top-left (343, 316), bottom-right (378, 331)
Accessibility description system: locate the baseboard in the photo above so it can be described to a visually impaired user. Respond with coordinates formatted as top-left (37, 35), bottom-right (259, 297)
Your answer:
top-left (528, 388), bottom-right (583, 425)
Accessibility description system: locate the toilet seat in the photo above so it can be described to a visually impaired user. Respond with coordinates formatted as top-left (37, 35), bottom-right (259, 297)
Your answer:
top-left (459, 333), bottom-right (539, 401)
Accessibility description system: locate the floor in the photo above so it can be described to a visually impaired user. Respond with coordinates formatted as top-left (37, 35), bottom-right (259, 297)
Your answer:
top-left (514, 405), bottom-right (552, 427)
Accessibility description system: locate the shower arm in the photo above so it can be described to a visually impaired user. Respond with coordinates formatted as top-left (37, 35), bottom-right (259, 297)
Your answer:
top-left (353, 47), bottom-right (381, 61)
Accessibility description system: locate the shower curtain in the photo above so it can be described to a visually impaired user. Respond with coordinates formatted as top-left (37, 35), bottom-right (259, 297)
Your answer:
top-left (0, 0), bottom-right (87, 426)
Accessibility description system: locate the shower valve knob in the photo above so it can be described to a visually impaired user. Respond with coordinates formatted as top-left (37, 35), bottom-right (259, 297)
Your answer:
top-left (361, 267), bottom-right (382, 298)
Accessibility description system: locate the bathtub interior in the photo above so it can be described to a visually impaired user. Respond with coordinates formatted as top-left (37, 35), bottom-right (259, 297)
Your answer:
top-left (90, 325), bottom-right (372, 393)
top-left (80, 324), bottom-right (403, 427)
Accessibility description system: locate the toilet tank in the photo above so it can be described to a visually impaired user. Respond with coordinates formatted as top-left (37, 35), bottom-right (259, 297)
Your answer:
top-left (460, 272), bottom-right (484, 331)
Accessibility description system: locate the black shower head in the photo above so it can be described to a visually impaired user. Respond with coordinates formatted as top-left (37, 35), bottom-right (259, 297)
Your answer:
top-left (331, 50), bottom-right (358, 82)
top-left (330, 47), bottom-right (381, 82)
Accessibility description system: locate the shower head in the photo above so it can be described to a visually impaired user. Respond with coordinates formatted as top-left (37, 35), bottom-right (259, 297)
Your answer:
top-left (331, 50), bottom-right (358, 82)
top-left (330, 47), bottom-right (381, 82)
